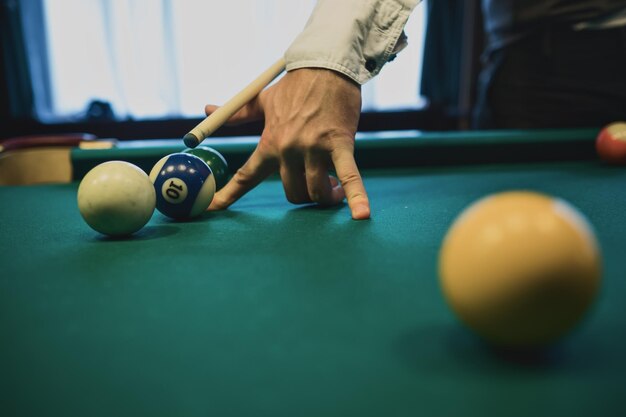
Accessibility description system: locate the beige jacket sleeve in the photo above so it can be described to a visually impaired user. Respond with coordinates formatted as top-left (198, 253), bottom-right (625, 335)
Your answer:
top-left (284, 0), bottom-right (422, 85)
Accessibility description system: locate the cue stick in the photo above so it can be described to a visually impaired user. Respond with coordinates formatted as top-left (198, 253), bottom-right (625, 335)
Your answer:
top-left (183, 57), bottom-right (286, 148)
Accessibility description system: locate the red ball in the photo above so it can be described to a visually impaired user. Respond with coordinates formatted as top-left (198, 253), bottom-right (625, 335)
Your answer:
top-left (596, 122), bottom-right (626, 165)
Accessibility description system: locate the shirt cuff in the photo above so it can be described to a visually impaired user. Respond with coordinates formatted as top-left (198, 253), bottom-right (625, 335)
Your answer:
top-left (284, 0), bottom-right (421, 84)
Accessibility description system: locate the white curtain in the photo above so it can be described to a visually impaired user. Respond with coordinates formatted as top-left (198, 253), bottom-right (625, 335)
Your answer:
top-left (40, 0), bottom-right (426, 121)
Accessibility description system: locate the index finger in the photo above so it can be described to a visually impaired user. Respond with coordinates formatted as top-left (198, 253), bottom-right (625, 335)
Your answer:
top-left (208, 147), bottom-right (278, 210)
top-left (331, 147), bottom-right (371, 220)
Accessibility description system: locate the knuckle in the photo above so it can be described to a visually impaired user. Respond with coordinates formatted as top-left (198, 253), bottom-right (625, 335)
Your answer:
top-left (232, 167), bottom-right (256, 188)
top-left (339, 170), bottom-right (362, 187)
top-left (327, 129), bottom-right (355, 145)
top-left (278, 141), bottom-right (300, 157)
top-left (257, 133), bottom-right (275, 154)
top-left (301, 134), bottom-right (325, 149)
top-left (211, 193), bottom-right (232, 209)
top-left (275, 135), bottom-right (304, 157)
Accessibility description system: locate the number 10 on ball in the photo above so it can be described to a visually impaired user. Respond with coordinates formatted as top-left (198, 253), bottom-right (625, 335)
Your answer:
top-left (149, 153), bottom-right (216, 219)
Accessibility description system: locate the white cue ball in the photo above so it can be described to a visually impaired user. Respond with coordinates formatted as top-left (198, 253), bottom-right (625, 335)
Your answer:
top-left (77, 161), bottom-right (156, 236)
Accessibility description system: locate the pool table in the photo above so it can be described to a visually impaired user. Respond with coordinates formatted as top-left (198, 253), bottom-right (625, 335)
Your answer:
top-left (1, 129), bottom-right (625, 417)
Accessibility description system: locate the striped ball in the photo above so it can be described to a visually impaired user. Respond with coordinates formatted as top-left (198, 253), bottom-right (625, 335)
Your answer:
top-left (149, 153), bottom-right (215, 219)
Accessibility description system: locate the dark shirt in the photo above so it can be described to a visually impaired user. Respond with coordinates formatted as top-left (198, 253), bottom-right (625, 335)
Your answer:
top-left (482, 0), bottom-right (626, 51)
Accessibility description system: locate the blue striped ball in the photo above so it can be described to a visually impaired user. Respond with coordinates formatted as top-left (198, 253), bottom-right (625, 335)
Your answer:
top-left (149, 153), bottom-right (215, 219)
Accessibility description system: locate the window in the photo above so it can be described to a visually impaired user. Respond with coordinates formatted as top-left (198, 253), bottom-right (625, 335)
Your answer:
top-left (23, 0), bottom-right (427, 122)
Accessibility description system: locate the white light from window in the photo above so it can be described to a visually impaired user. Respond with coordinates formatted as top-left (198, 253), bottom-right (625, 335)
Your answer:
top-left (38, 0), bottom-right (426, 121)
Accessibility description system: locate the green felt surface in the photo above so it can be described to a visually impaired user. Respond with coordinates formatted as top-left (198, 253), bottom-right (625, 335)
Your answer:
top-left (1, 159), bottom-right (625, 417)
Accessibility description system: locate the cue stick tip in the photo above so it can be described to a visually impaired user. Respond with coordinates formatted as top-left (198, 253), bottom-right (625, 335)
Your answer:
top-left (183, 133), bottom-right (200, 148)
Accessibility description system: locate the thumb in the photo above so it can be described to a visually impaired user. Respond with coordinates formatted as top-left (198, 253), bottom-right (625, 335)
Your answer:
top-left (204, 93), bottom-right (265, 126)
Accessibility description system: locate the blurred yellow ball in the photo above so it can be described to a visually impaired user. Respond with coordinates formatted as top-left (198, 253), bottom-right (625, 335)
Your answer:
top-left (439, 191), bottom-right (602, 348)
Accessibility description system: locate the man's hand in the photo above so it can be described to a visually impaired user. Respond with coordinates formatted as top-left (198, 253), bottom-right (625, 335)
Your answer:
top-left (206, 68), bottom-right (370, 220)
